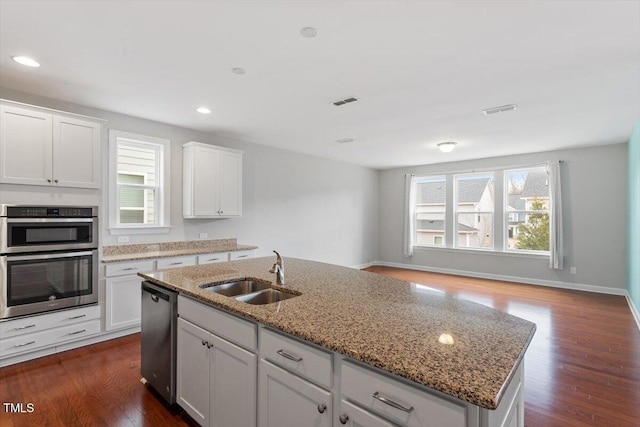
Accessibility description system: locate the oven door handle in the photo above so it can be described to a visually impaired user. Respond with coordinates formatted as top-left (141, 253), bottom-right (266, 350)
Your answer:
top-left (6, 218), bottom-right (94, 223)
top-left (5, 251), bottom-right (96, 262)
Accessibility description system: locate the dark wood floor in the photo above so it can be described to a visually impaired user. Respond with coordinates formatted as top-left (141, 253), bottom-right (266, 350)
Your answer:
top-left (1, 266), bottom-right (638, 427)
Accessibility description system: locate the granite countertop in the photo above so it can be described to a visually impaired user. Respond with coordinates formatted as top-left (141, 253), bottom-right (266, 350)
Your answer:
top-left (139, 256), bottom-right (536, 410)
top-left (102, 238), bottom-right (257, 263)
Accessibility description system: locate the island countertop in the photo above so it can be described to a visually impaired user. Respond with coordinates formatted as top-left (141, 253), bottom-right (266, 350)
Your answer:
top-left (138, 256), bottom-right (536, 410)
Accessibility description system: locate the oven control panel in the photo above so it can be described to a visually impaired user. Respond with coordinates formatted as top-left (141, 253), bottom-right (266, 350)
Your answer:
top-left (5, 206), bottom-right (96, 218)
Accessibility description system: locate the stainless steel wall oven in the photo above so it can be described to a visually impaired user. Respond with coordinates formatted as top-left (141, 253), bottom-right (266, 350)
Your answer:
top-left (0, 205), bottom-right (98, 320)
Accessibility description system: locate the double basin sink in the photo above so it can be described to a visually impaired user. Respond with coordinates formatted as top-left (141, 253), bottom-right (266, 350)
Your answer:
top-left (200, 279), bottom-right (299, 305)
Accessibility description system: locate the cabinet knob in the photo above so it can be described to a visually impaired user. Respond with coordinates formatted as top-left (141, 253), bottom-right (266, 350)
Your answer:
top-left (201, 340), bottom-right (207, 346)
top-left (54, 179), bottom-right (58, 183)
top-left (317, 403), bottom-right (326, 414)
top-left (339, 414), bottom-right (349, 424)
top-left (47, 179), bottom-right (52, 183)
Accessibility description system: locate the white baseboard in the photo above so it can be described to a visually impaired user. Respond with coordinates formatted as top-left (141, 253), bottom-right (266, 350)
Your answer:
top-left (350, 262), bottom-right (376, 269)
top-left (626, 294), bottom-right (640, 331)
top-left (372, 261), bottom-right (629, 296)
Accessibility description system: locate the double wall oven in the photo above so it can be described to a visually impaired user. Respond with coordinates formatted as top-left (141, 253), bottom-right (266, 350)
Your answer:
top-left (0, 205), bottom-right (98, 320)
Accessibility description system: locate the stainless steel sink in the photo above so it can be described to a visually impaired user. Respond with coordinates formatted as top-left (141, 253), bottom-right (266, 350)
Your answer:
top-left (201, 279), bottom-right (271, 297)
top-left (234, 289), bottom-right (298, 305)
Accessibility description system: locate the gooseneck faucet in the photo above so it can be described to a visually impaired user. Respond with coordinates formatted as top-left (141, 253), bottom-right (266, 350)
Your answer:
top-left (269, 250), bottom-right (285, 285)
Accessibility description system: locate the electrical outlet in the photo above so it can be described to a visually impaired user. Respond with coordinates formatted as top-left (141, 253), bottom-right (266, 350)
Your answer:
top-left (199, 233), bottom-right (208, 240)
top-left (118, 236), bottom-right (130, 243)
top-left (570, 267), bottom-right (576, 274)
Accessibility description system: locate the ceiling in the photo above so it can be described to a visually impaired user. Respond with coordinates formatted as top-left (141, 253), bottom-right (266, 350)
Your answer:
top-left (1, 1), bottom-right (638, 170)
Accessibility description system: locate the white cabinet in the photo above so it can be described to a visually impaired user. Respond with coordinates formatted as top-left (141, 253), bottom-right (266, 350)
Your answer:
top-left (183, 141), bottom-right (243, 218)
top-left (197, 252), bottom-right (231, 264)
top-left (337, 399), bottom-right (396, 427)
top-left (0, 101), bottom-right (102, 188)
top-left (258, 359), bottom-right (332, 427)
top-left (105, 259), bottom-right (154, 331)
top-left (177, 316), bottom-right (257, 427)
top-left (230, 250), bottom-right (255, 261)
top-left (156, 255), bottom-right (197, 270)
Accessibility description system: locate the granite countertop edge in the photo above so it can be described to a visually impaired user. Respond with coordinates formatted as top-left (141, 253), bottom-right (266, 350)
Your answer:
top-left (102, 244), bottom-right (258, 263)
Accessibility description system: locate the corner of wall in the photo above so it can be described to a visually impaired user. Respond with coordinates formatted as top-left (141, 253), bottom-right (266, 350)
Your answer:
top-left (628, 120), bottom-right (640, 314)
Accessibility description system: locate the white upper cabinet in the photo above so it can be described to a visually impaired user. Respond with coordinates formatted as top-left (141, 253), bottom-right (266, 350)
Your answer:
top-left (183, 141), bottom-right (243, 218)
top-left (0, 101), bottom-right (103, 189)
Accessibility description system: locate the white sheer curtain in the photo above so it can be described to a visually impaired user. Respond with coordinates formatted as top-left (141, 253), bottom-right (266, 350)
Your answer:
top-left (403, 174), bottom-right (417, 257)
top-left (548, 160), bottom-right (564, 269)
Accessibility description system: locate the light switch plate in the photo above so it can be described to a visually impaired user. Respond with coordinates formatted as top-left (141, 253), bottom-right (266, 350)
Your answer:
top-left (199, 233), bottom-right (208, 240)
top-left (117, 236), bottom-right (129, 243)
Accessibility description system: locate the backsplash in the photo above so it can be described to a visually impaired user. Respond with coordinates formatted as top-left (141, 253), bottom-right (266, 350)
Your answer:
top-left (103, 238), bottom-right (238, 257)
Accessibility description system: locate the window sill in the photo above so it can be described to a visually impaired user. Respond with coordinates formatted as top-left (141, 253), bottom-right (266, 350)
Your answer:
top-left (108, 226), bottom-right (172, 235)
top-left (413, 245), bottom-right (549, 260)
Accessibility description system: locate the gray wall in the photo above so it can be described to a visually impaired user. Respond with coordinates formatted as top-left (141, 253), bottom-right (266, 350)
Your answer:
top-left (0, 88), bottom-right (379, 267)
top-left (378, 144), bottom-right (628, 291)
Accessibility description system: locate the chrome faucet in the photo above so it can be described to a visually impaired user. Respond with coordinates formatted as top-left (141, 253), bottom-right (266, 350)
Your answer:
top-left (269, 250), bottom-right (285, 285)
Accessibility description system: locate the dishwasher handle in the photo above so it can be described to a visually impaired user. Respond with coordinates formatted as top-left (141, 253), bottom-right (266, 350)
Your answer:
top-left (142, 282), bottom-right (175, 302)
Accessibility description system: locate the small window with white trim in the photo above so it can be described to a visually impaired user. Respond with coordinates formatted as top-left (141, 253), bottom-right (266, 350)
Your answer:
top-left (109, 130), bottom-right (170, 232)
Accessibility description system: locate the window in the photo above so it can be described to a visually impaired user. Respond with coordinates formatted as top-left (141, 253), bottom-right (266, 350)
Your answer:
top-left (414, 176), bottom-right (446, 246)
top-left (109, 130), bottom-right (170, 233)
top-left (454, 173), bottom-right (494, 249)
top-left (505, 166), bottom-right (550, 252)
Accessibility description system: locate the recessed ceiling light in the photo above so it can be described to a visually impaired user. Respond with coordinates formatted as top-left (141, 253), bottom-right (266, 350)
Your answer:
top-left (232, 67), bottom-right (245, 75)
top-left (196, 107), bottom-right (211, 114)
top-left (12, 56), bottom-right (40, 67)
top-left (336, 138), bottom-right (354, 144)
top-left (437, 141), bottom-right (457, 153)
top-left (300, 27), bottom-right (318, 38)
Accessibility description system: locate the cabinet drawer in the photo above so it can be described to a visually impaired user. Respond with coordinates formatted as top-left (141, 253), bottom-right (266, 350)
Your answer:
top-left (230, 250), bottom-right (254, 260)
top-left (1, 319), bottom-right (101, 358)
top-left (178, 295), bottom-right (256, 351)
top-left (260, 328), bottom-right (332, 389)
top-left (0, 305), bottom-right (101, 339)
top-left (197, 252), bottom-right (230, 264)
top-left (105, 260), bottom-right (155, 277)
top-left (341, 360), bottom-right (467, 427)
top-left (157, 256), bottom-right (197, 270)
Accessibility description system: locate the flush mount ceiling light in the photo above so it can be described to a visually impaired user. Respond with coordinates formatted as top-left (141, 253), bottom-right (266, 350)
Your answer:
top-left (300, 27), bottom-right (318, 38)
top-left (437, 141), bottom-right (457, 153)
top-left (12, 56), bottom-right (40, 67)
top-left (196, 107), bottom-right (211, 114)
top-left (482, 104), bottom-right (518, 115)
top-left (232, 67), bottom-right (245, 75)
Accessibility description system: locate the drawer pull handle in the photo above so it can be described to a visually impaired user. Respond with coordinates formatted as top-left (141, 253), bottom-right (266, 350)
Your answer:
top-left (276, 349), bottom-right (303, 362)
top-left (372, 392), bottom-right (414, 413)
top-left (122, 267), bottom-right (138, 271)
top-left (317, 403), bottom-right (326, 414)
top-left (237, 255), bottom-right (248, 258)
top-left (15, 341), bottom-right (36, 348)
top-left (206, 258), bottom-right (220, 261)
top-left (169, 262), bottom-right (183, 265)
top-left (339, 414), bottom-right (349, 424)
top-left (68, 329), bottom-right (87, 336)
top-left (14, 324), bottom-right (36, 331)
top-left (68, 314), bottom-right (86, 320)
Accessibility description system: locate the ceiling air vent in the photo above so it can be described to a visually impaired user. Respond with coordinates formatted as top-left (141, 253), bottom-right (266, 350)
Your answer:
top-left (333, 97), bottom-right (358, 106)
top-left (482, 104), bottom-right (518, 115)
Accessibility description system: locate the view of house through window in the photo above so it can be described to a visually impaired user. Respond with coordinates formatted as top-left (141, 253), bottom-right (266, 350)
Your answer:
top-left (411, 164), bottom-right (550, 254)
top-left (455, 173), bottom-right (494, 249)
top-left (116, 141), bottom-right (160, 225)
top-left (505, 166), bottom-right (550, 251)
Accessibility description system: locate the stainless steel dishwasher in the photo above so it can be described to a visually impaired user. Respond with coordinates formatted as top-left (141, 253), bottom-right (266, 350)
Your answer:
top-left (141, 281), bottom-right (177, 404)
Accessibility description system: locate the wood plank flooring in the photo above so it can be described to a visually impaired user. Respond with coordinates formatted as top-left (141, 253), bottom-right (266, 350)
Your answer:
top-left (1, 266), bottom-right (638, 427)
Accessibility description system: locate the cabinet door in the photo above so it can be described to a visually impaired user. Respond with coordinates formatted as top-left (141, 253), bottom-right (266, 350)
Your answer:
top-left (193, 147), bottom-right (221, 216)
top-left (258, 360), bottom-right (331, 427)
top-left (105, 275), bottom-right (142, 330)
top-left (210, 334), bottom-right (257, 427)
top-left (218, 150), bottom-right (242, 216)
top-left (177, 318), bottom-right (211, 426)
top-left (338, 399), bottom-right (396, 427)
top-left (0, 104), bottom-right (53, 185)
top-left (53, 115), bottom-right (100, 188)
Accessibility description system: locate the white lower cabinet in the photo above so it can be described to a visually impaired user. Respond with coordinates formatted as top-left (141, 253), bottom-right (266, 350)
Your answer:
top-left (105, 274), bottom-right (143, 331)
top-left (258, 359), bottom-right (332, 427)
top-left (177, 317), bottom-right (257, 427)
top-left (337, 399), bottom-right (396, 427)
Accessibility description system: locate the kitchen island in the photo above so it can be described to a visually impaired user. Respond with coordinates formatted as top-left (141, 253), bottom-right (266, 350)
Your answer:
top-left (140, 256), bottom-right (536, 427)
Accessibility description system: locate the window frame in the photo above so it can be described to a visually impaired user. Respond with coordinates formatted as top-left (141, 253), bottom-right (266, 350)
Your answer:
top-left (503, 165), bottom-right (550, 254)
top-left (108, 130), bottom-right (171, 234)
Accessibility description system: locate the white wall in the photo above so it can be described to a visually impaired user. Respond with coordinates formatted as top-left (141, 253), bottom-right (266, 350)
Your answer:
top-left (0, 88), bottom-right (379, 267)
top-left (378, 144), bottom-right (628, 291)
